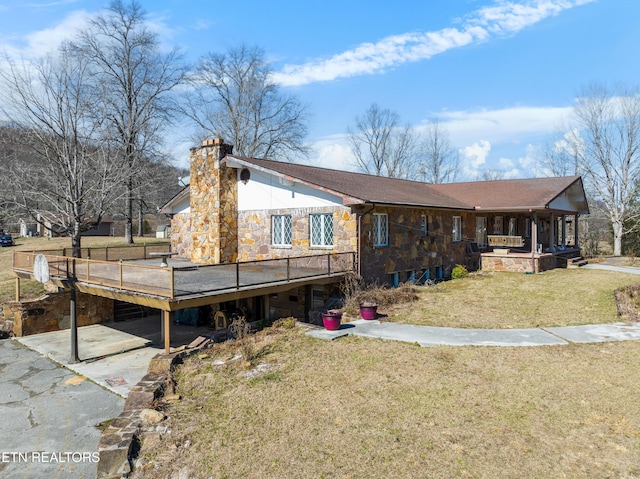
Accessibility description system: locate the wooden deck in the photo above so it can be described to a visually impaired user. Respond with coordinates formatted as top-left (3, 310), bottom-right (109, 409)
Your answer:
top-left (13, 251), bottom-right (355, 310)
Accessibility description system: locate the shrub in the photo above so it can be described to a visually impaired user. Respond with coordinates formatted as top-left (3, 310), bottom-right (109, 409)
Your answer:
top-left (451, 264), bottom-right (468, 279)
top-left (339, 272), bottom-right (419, 315)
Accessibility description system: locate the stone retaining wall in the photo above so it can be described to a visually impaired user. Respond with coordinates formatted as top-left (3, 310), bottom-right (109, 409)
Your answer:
top-left (0, 292), bottom-right (113, 337)
top-left (97, 340), bottom-right (210, 479)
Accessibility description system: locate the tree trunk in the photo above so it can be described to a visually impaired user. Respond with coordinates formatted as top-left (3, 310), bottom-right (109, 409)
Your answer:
top-left (72, 221), bottom-right (82, 258)
top-left (125, 177), bottom-right (134, 244)
top-left (137, 199), bottom-right (144, 237)
top-left (613, 220), bottom-right (623, 256)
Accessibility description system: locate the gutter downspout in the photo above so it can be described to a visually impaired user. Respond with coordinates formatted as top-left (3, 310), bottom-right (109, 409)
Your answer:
top-left (357, 204), bottom-right (376, 276)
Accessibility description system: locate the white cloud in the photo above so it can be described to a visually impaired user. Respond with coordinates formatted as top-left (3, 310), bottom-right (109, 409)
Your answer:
top-left (460, 140), bottom-right (491, 178)
top-left (20, 10), bottom-right (89, 58)
top-left (273, 0), bottom-right (594, 86)
top-left (498, 157), bottom-right (515, 169)
top-left (439, 105), bottom-right (572, 146)
top-left (308, 135), bottom-right (355, 171)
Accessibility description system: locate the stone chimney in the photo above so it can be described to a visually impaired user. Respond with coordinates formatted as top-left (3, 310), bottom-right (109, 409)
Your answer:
top-left (189, 138), bottom-right (238, 264)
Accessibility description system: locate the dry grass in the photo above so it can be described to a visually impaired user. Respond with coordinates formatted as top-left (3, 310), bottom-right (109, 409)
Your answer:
top-left (134, 325), bottom-right (640, 479)
top-left (0, 235), bottom-right (169, 303)
top-left (385, 269), bottom-right (640, 329)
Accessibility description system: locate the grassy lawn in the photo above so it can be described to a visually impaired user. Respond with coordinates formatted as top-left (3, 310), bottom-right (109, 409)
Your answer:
top-left (134, 325), bottom-right (640, 479)
top-left (132, 267), bottom-right (640, 479)
top-left (0, 235), bottom-right (169, 304)
top-left (384, 269), bottom-right (640, 329)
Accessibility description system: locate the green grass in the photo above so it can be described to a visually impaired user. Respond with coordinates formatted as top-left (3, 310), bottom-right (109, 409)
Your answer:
top-left (385, 269), bottom-right (640, 329)
top-left (133, 326), bottom-right (640, 479)
top-left (131, 267), bottom-right (640, 479)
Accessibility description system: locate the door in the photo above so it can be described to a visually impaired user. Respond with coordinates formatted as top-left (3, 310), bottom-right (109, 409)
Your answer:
top-left (476, 217), bottom-right (487, 247)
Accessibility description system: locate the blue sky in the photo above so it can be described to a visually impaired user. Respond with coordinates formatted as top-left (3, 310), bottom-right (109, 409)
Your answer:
top-left (0, 0), bottom-right (638, 179)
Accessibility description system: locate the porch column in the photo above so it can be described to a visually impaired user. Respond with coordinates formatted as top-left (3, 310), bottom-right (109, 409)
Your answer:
top-left (574, 214), bottom-right (580, 248)
top-left (561, 215), bottom-right (567, 249)
top-left (549, 214), bottom-right (556, 253)
top-left (531, 213), bottom-right (538, 273)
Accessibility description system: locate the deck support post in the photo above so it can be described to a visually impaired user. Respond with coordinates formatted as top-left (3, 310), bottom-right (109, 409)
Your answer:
top-left (263, 294), bottom-right (270, 321)
top-left (15, 277), bottom-right (20, 301)
top-left (69, 285), bottom-right (80, 364)
top-left (163, 310), bottom-right (171, 354)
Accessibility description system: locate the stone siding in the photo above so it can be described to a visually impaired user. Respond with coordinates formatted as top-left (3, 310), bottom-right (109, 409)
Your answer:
top-left (189, 139), bottom-right (237, 264)
top-left (170, 212), bottom-right (191, 259)
top-left (359, 206), bottom-right (475, 285)
top-left (2, 292), bottom-right (114, 337)
top-left (237, 206), bottom-right (357, 261)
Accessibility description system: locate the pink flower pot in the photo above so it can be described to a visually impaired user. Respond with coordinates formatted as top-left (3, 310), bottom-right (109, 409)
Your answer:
top-left (359, 305), bottom-right (378, 320)
top-left (322, 310), bottom-right (343, 330)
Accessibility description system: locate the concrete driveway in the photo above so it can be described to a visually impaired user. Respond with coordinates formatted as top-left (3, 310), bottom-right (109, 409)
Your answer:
top-left (0, 339), bottom-right (124, 479)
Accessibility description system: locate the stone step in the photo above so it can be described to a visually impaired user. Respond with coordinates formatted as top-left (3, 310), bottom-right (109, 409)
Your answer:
top-left (568, 257), bottom-right (588, 268)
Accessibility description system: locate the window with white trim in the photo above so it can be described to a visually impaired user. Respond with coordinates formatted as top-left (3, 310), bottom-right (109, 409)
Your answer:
top-left (272, 215), bottom-right (292, 246)
top-left (310, 213), bottom-right (333, 247)
top-left (452, 216), bottom-right (462, 242)
top-left (372, 213), bottom-right (388, 247)
top-left (421, 214), bottom-right (428, 236)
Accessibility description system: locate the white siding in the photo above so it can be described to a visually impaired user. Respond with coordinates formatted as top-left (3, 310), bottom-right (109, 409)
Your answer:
top-left (237, 168), bottom-right (344, 211)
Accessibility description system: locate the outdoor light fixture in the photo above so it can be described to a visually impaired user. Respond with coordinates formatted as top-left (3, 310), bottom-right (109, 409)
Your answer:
top-left (240, 168), bottom-right (251, 184)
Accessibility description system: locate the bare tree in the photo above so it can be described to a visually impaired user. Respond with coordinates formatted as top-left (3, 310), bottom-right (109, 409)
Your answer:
top-left (185, 44), bottom-right (310, 160)
top-left (536, 127), bottom-right (582, 177)
top-left (477, 170), bottom-right (505, 181)
top-left (73, 0), bottom-right (187, 243)
top-left (569, 83), bottom-right (640, 256)
top-left (416, 120), bottom-right (459, 183)
top-left (0, 45), bottom-right (124, 256)
top-left (347, 103), bottom-right (415, 178)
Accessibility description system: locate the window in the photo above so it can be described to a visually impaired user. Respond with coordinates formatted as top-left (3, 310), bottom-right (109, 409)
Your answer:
top-left (508, 218), bottom-right (518, 236)
top-left (525, 218), bottom-right (531, 238)
top-left (421, 214), bottom-right (428, 236)
top-left (272, 215), bottom-right (292, 246)
top-left (310, 213), bottom-right (333, 247)
top-left (452, 216), bottom-right (462, 242)
top-left (493, 216), bottom-right (503, 235)
top-left (372, 213), bottom-right (388, 247)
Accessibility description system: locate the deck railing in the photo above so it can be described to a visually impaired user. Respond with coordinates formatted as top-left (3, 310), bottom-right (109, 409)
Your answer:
top-left (13, 250), bottom-right (356, 299)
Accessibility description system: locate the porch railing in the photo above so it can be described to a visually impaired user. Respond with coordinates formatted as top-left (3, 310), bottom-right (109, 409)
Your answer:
top-left (13, 250), bottom-right (356, 299)
top-left (488, 235), bottom-right (524, 248)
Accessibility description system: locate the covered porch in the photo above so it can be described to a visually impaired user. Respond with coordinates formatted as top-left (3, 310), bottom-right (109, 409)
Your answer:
top-left (477, 212), bottom-right (584, 273)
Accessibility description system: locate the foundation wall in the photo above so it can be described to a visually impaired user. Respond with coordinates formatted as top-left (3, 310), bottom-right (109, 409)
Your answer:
top-left (1, 292), bottom-right (114, 337)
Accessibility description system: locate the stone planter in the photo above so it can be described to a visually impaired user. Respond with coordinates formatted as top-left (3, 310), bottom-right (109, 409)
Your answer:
top-left (359, 304), bottom-right (378, 320)
top-left (321, 310), bottom-right (343, 331)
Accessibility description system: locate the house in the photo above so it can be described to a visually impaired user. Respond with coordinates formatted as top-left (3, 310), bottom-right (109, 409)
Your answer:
top-left (8, 137), bottom-right (589, 351)
top-left (82, 215), bottom-right (114, 236)
top-left (162, 138), bottom-right (589, 283)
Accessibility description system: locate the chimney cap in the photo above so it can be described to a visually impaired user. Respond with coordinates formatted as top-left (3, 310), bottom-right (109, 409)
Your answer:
top-left (201, 137), bottom-right (226, 147)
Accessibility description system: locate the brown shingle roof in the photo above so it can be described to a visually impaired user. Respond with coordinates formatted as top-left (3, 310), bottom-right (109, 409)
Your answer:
top-left (227, 156), bottom-right (584, 212)
top-left (228, 156), bottom-right (471, 209)
top-left (428, 176), bottom-right (583, 210)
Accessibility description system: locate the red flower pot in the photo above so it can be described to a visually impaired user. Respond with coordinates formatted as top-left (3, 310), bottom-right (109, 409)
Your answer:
top-left (321, 310), bottom-right (343, 330)
top-left (359, 304), bottom-right (378, 320)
